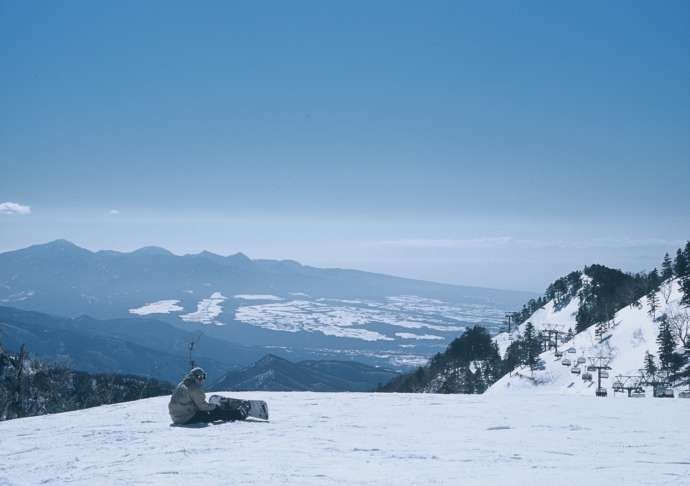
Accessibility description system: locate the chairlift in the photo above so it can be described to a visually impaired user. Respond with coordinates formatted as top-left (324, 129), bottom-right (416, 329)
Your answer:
top-left (612, 380), bottom-right (624, 391)
top-left (600, 371), bottom-right (609, 379)
top-left (554, 351), bottom-right (563, 358)
top-left (586, 365), bottom-right (597, 372)
top-left (582, 372), bottom-right (592, 381)
top-left (561, 358), bottom-right (571, 366)
top-left (595, 387), bottom-right (608, 397)
top-left (630, 390), bottom-right (645, 398)
top-left (678, 390), bottom-right (690, 399)
top-left (656, 387), bottom-right (674, 398)
top-left (576, 357), bottom-right (586, 364)
top-left (567, 347), bottom-right (576, 354)
top-left (571, 366), bottom-right (581, 375)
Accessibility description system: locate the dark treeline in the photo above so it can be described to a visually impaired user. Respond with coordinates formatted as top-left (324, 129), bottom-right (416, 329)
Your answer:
top-left (0, 342), bottom-right (172, 421)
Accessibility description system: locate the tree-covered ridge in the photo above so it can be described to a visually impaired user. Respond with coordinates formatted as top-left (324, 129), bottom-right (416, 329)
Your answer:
top-left (378, 326), bottom-right (503, 394)
top-left (0, 342), bottom-right (173, 421)
top-left (574, 264), bottom-right (658, 333)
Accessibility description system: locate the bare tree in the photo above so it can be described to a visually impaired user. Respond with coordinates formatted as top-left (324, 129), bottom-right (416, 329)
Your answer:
top-left (668, 310), bottom-right (690, 348)
top-left (660, 280), bottom-right (673, 305)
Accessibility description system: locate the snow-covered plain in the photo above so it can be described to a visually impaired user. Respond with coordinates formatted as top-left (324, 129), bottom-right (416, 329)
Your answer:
top-left (129, 299), bottom-right (183, 316)
top-left (234, 294), bottom-right (283, 301)
top-left (1, 392), bottom-right (688, 485)
top-left (180, 292), bottom-right (227, 325)
top-left (233, 295), bottom-right (503, 342)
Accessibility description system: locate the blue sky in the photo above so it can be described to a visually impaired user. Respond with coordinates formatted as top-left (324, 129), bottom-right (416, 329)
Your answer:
top-left (1, 1), bottom-right (688, 291)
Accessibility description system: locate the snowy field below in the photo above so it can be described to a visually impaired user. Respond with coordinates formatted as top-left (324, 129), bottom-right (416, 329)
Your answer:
top-left (1, 392), bottom-right (689, 486)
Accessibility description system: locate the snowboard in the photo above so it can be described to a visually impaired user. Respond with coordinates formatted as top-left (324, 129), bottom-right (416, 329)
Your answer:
top-left (209, 395), bottom-right (269, 421)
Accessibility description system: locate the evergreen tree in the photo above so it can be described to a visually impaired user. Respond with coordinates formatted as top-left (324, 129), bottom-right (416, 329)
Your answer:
top-left (648, 268), bottom-right (661, 289)
top-left (681, 276), bottom-right (690, 308)
top-left (646, 289), bottom-right (659, 319)
top-left (643, 351), bottom-right (658, 376)
top-left (503, 340), bottom-right (524, 373)
top-left (674, 248), bottom-right (689, 278)
top-left (661, 253), bottom-right (674, 280)
top-left (522, 322), bottom-right (541, 370)
top-left (657, 315), bottom-right (676, 371)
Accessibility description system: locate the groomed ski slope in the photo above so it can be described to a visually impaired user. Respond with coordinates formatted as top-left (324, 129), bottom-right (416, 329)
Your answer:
top-left (1, 392), bottom-right (689, 485)
top-left (490, 279), bottom-right (687, 395)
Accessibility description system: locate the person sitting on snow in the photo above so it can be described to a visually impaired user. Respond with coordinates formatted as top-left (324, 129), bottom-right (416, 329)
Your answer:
top-left (168, 367), bottom-right (247, 425)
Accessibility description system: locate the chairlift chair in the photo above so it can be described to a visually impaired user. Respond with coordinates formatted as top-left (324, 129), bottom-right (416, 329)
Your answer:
top-left (586, 365), bottom-right (597, 372)
top-left (656, 387), bottom-right (674, 398)
top-left (567, 347), bottom-right (576, 354)
top-left (571, 366), bottom-right (581, 375)
top-left (576, 357), bottom-right (586, 364)
top-left (554, 351), bottom-right (563, 358)
top-left (582, 372), bottom-right (592, 381)
top-left (678, 390), bottom-right (690, 399)
top-left (561, 358), bottom-right (571, 366)
top-left (630, 390), bottom-right (645, 398)
top-left (600, 371), bottom-right (609, 379)
top-left (595, 387), bottom-right (608, 397)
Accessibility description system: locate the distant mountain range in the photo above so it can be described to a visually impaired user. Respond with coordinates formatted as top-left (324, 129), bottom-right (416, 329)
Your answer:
top-left (212, 354), bottom-right (398, 392)
top-left (0, 305), bottom-right (397, 392)
top-left (0, 306), bottom-right (266, 383)
top-left (0, 240), bottom-right (536, 369)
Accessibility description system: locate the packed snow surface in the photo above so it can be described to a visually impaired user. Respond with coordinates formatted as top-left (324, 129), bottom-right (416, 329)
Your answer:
top-left (1, 392), bottom-right (688, 485)
top-left (128, 299), bottom-right (183, 316)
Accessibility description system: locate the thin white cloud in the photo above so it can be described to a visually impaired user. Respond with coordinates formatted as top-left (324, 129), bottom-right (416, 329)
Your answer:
top-left (0, 202), bottom-right (31, 215)
top-left (108, 209), bottom-right (120, 215)
top-left (369, 237), bottom-right (513, 249)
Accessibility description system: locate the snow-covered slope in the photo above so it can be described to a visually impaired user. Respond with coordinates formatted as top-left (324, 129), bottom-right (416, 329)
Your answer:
top-left (1, 392), bottom-right (688, 485)
top-left (494, 295), bottom-right (581, 356)
top-left (489, 280), bottom-right (686, 396)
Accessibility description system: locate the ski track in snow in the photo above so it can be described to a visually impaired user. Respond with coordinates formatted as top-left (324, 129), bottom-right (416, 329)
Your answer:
top-left (1, 392), bottom-right (688, 485)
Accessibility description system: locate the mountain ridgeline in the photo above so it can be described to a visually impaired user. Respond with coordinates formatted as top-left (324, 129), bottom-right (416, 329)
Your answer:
top-left (381, 242), bottom-right (690, 394)
top-left (212, 354), bottom-right (398, 392)
top-left (0, 239), bottom-right (533, 318)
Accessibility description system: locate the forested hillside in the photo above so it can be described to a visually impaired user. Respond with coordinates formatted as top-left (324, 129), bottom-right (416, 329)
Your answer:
top-left (0, 342), bottom-right (172, 421)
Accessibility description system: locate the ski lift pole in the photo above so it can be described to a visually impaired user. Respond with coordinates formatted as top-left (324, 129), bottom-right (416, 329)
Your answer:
top-left (188, 341), bottom-right (195, 369)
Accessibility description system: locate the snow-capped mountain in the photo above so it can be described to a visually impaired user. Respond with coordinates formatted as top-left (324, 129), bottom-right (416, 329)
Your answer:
top-left (2, 391), bottom-right (688, 485)
top-left (488, 279), bottom-right (687, 396)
